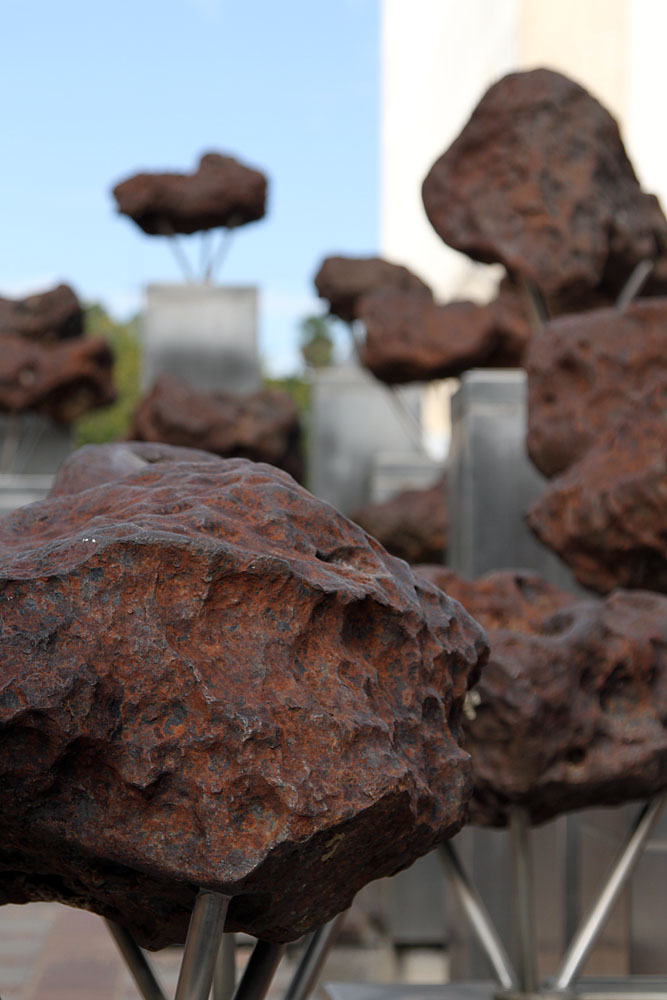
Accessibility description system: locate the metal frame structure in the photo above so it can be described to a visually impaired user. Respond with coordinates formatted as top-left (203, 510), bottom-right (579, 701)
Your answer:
top-left (439, 795), bottom-right (666, 999)
top-left (105, 892), bottom-right (346, 1000)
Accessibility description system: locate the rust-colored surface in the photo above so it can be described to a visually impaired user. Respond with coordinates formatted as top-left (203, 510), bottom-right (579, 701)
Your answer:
top-left (359, 287), bottom-right (529, 384)
top-left (526, 299), bottom-right (667, 478)
top-left (314, 256), bottom-right (432, 324)
top-left (416, 568), bottom-right (667, 825)
top-left (127, 375), bottom-right (304, 482)
top-left (527, 386), bottom-right (667, 594)
top-left (0, 444), bottom-right (487, 947)
top-left (414, 567), bottom-right (576, 633)
top-left (0, 334), bottom-right (116, 423)
top-left (112, 152), bottom-right (267, 236)
top-left (0, 284), bottom-right (83, 342)
top-left (422, 69), bottom-right (667, 301)
top-left (352, 476), bottom-right (448, 564)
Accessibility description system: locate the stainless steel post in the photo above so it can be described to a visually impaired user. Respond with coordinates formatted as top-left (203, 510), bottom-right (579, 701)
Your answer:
top-left (174, 890), bottom-right (231, 1000)
top-left (616, 259), bottom-right (653, 309)
top-left (555, 796), bottom-right (666, 991)
top-left (283, 913), bottom-right (346, 1000)
top-left (232, 940), bottom-right (286, 1000)
top-left (105, 919), bottom-right (168, 1000)
top-left (510, 808), bottom-right (538, 995)
top-left (438, 841), bottom-right (517, 991)
top-left (214, 933), bottom-right (237, 1000)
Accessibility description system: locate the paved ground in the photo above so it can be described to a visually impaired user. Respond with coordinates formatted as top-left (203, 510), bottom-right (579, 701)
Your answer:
top-left (0, 902), bottom-right (446, 1000)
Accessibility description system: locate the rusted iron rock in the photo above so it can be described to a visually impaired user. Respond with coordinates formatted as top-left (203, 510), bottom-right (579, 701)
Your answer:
top-left (112, 152), bottom-right (267, 236)
top-left (415, 568), bottom-right (667, 825)
top-left (0, 444), bottom-right (487, 947)
top-left (527, 384), bottom-right (667, 594)
top-left (359, 285), bottom-right (529, 384)
top-left (422, 69), bottom-right (667, 301)
top-left (0, 284), bottom-right (83, 343)
top-left (0, 334), bottom-right (116, 423)
top-left (414, 567), bottom-right (576, 633)
top-left (527, 299), bottom-right (667, 478)
top-left (352, 475), bottom-right (448, 564)
top-left (314, 255), bottom-right (433, 323)
top-left (127, 374), bottom-right (304, 482)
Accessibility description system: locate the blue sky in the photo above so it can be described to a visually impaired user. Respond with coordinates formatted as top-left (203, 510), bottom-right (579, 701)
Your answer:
top-left (2, 0), bottom-right (380, 374)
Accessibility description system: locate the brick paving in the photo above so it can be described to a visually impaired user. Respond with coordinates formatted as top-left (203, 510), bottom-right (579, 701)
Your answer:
top-left (0, 902), bottom-right (396, 1000)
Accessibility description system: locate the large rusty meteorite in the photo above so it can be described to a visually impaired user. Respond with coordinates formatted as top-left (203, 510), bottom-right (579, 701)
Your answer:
top-left (415, 568), bottom-right (667, 826)
top-left (359, 284), bottom-right (529, 384)
top-left (314, 255), bottom-right (433, 323)
top-left (0, 334), bottom-right (116, 423)
top-left (527, 384), bottom-right (667, 595)
top-left (0, 283), bottom-right (83, 342)
top-left (422, 69), bottom-right (667, 301)
top-left (127, 374), bottom-right (304, 482)
top-left (352, 475), bottom-right (448, 564)
top-left (112, 152), bottom-right (267, 236)
top-left (526, 299), bottom-right (667, 478)
top-left (0, 443), bottom-right (487, 947)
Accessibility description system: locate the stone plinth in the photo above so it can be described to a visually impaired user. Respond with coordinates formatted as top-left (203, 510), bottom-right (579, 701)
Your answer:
top-left (142, 283), bottom-right (260, 394)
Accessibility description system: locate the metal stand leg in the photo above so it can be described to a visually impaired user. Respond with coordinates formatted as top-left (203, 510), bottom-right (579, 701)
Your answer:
top-left (105, 919), bottom-right (168, 1000)
top-left (615, 259), bottom-right (653, 310)
top-left (555, 796), bottom-right (666, 991)
top-left (214, 933), bottom-right (237, 1000)
top-left (509, 808), bottom-right (538, 996)
top-left (283, 913), bottom-right (347, 1000)
top-left (175, 890), bottom-right (231, 1000)
top-left (438, 841), bottom-right (517, 991)
top-left (232, 940), bottom-right (286, 1000)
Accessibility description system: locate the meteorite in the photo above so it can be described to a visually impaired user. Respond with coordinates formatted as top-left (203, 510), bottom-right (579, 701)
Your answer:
top-left (314, 255), bottom-right (433, 324)
top-left (351, 475), bottom-right (448, 564)
top-left (112, 151), bottom-right (267, 236)
top-left (0, 443), bottom-right (487, 947)
top-left (0, 283), bottom-right (83, 342)
top-left (0, 334), bottom-right (116, 423)
top-left (526, 298), bottom-right (667, 477)
top-left (422, 68), bottom-right (667, 301)
top-left (415, 568), bottom-right (667, 826)
top-left (127, 374), bottom-right (304, 482)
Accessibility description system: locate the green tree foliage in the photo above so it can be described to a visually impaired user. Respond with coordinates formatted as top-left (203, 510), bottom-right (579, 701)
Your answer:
top-left (75, 304), bottom-right (142, 445)
top-left (299, 314), bottom-right (334, 369)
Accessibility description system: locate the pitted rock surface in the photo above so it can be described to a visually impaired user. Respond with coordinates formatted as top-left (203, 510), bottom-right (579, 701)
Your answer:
top-left (527, 385), bottom-right (667, 595)
top-left (112, 152), bottom-right (267, 236)
top-left (413, 567), bottom-right (576, 633)
top-left (0, 284), bottom-right (83, 342)
top-left (127, 375), bottom-right (304, 482)
top-left (359, 287), bottom-right (529, 384)
top-left (526, 299), bottom-right (667, 477)
top-left (351, 476), bottom-right (448, 564)
top-left (0, 334), bottom-right (116, 423)
top-left (414, 568), bottom-right (667, 825)
top-left (422, 69), bottom-right (667, 300)
top-left (314, 256), bottom-right (433, 323)
top-left (0, 444), bottom-right (487, 947)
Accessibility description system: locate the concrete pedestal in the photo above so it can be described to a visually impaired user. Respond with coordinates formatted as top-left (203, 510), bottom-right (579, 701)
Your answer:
top-left (142, 283), bottom-right (260, 394)
top-left (309, 364), bottom-right (425, 515)
top-left (0, 414), bottom-right (72, 517)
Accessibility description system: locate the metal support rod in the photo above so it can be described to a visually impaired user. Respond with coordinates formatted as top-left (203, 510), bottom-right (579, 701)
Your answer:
top-left (232, 940), bottom-right (286, 1000)
top-left (555, 795), bottom-right (666, 991)
top-left (174, 891), bottom-right (231, 1000)
top-left (616, 259), bottom-right (653, 310)
top-left (509, 807), bottom-right (538, 995)
top-left (207, 228), bottom-right (235, 283)
top-left (438, 841), bottom-right (517, 991)
top-left (166, 230), bottom-right (196, 283)
top-left (105, 919), bottom-right (168, 1000)
top-left (519, 276), bottom-right (550, 335)
top-left (283, 912), bottom-right (347, 1000)
top-left (214, 933), bottom-right (237, 1000)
